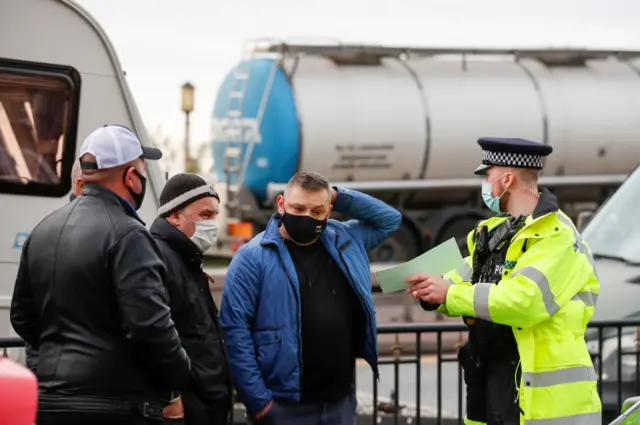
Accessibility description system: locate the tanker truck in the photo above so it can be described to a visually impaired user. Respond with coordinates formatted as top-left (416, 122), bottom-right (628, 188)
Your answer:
top-left (208, 40), bottom-right (640, 262)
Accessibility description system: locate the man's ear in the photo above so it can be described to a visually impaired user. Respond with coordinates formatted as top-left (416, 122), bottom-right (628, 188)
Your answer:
top-left (166, 211), bottom-right (181, 227)
top-left (122, 166), bottom-right (135, 188)
top-left (276, 194), bottom-right (284, 215)
top-left (504, 171), bottom-right (516, 189)
top-left (324, 205), bottom-right (333, 220)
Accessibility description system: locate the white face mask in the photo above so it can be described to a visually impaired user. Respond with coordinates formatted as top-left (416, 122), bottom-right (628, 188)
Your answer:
top-left (190, 219), bottom-right (219, 253)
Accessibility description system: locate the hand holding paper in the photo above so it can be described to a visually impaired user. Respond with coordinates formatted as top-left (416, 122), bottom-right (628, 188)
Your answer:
top-left (374, 238), bottom-right (465, 294)
top-left (406, 274), bottom-right (451, 304)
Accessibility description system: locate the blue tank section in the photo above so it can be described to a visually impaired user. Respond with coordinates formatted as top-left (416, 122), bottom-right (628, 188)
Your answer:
top-left (211, 59), bottom-right (300, 203)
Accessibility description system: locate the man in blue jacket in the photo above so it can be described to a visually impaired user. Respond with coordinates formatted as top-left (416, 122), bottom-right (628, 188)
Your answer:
top-left (220, 171), bottom-right (401, 425)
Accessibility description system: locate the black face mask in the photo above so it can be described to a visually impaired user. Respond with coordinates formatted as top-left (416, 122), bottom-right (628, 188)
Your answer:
top-left (123, 168), bottom-right (147, 210)
top-left (281, 211), bottom-right (328, 244)
top-left (69, 193), bottom-right (77, 202)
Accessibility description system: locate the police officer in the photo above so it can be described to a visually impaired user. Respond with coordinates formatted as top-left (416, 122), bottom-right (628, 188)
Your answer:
top-left (407, 137), bottom-right (602, 425)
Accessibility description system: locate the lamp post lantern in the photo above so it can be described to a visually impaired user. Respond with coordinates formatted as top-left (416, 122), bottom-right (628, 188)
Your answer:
top-left (181, 82), bottom-right (195, 171)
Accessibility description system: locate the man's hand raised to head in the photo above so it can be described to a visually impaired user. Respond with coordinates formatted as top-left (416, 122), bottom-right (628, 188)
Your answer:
top-left (406, 274), bottom-right (450, 304)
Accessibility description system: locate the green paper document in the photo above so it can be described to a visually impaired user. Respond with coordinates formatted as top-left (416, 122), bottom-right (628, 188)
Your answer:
top-left (374, 238), bottom-right (465, 294)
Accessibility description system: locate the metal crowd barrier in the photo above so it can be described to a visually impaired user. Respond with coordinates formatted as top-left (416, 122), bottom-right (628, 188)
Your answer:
top-left (610, 398), bottom-right (640, 425)
top-left (3, 319), bottom-right (640, 425)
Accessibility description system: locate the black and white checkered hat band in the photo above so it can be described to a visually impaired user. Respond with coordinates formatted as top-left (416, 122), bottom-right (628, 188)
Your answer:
top-left (482, 150), bottom-right (545, 169)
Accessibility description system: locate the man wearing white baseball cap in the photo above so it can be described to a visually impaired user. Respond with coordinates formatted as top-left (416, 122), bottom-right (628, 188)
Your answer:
top-left (77, 124), bottom-right (163, 209)
top-left (11, 125), bottom-right (191, 425)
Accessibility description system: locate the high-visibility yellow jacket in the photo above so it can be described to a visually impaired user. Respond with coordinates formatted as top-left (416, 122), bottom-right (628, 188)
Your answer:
top-left (440, 191), bottom-right (601, 425)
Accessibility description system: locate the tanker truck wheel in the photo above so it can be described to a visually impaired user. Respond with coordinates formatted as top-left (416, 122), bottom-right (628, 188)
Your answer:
top-left (436, 217), bottom-right (480, 257)
top-left (368, 223), bottom-right (421, 263)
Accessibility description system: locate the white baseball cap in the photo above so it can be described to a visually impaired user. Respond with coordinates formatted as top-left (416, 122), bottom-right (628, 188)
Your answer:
top-left (78, 125), bottom-right (162, 170)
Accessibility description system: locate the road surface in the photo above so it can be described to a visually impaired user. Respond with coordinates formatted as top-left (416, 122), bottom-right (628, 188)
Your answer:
top-left (355, 356), bottom-right (467, 420)
top-left (227, 357), bottom-right (467, 424)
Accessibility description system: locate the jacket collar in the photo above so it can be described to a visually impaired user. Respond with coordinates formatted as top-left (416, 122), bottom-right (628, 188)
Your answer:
top-left (82, 184), bottom-right (145, 225)
top-left (517, 187), bottom-right (560, 230)
top-left (487, 187), bottom-right (560, 231)
top-left (531, 187), bottom-right (559, 219)
top-left (261, 213), bottom-right (291, 246)
top-left (150, 217), bottom-right (204, 266)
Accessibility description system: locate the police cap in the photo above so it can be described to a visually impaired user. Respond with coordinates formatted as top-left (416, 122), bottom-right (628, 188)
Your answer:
top-left (474, 137), bottom-right (553, 176)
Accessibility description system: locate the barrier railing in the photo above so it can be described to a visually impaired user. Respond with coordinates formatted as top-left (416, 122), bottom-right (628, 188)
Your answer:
top-left (3, 319), bottom-right (640, 425)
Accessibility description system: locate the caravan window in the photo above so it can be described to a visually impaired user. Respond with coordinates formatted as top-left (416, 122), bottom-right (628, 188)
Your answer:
top-left (0, 60), bottom-right (80, 197)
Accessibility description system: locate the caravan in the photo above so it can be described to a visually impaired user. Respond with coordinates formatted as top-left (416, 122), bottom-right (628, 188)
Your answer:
top-left (0, 0), bottom-right (166, 349)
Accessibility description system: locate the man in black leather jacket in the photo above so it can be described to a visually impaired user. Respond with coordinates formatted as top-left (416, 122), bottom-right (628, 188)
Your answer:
top-left (150, 174), bottom-right (232, 425)
top-left (10, 125), bottom-right (191, 425)
top-left (24, 159), bottom-right (84, 373)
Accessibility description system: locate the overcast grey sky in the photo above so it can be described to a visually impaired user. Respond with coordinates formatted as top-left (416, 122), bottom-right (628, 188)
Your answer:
top-left (76, 0), bottom-right (640, 154)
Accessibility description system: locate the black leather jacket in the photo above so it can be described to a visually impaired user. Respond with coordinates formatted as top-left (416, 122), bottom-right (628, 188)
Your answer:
top-left (10, 184), bottom-right (190, 413)
top-left (150, 218), bottom-right (232, 424)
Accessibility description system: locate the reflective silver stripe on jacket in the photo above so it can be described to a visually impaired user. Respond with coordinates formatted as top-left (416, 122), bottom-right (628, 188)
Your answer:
top-left (437, 277), bottom-right (454, 316)
top-left (473, 282), bottom-right (493, 320)
top-left (522, 368), bottom-right (600, 424)
top-left (524, 412), bottom-right (601, 425)
top-left (572, 291), bottom-right (598, 307)
top-left (512, 266), bottom-right (560, 316)
top-left (455, 262), bottom-right (473, 281)
top-left (473, 266), bottom-right (598, 320)
top-left (556, 214), bottom-right (599, 281)
top-left (472, 267), bottom-right (555, 320)
top-left (522, 365), bottom-right (597, 388)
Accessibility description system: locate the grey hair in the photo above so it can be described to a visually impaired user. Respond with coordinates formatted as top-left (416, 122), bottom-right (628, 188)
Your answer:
top-left (71, 159), bottom-right (82, 181)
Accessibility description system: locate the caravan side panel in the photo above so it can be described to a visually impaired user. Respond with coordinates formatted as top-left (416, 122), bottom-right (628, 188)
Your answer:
top-left (0, 0), bottom-right (163, 347)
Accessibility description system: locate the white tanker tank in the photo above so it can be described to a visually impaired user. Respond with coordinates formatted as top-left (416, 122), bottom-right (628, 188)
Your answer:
top-left (210, 40), bottom-right (640, 261)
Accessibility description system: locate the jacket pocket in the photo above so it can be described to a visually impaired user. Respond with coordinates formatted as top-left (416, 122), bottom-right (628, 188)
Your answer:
top-left (253, 330), bottom-right (297, 391)
top-left (254, 330), bottom-right (282, 378)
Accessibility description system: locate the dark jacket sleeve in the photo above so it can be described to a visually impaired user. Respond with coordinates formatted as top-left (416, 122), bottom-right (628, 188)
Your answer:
top-left (420, 300), bottom-right (441, 311)
top-left (110, 226), bottom-right (191, 390)
top-left (10, 237), bottom-right (40, 348)
top-left (332, 186), bottom-right (402, 251)
top-left (154, 244), bottom-right (206, 400)
top-left (156, 245), bottom-right (186, 312)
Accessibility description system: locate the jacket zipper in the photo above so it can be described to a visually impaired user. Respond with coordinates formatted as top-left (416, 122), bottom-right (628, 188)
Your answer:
top-left (514, 359), bottom-right (524, 416)
top-left (275, 245), bottom-right (304, 398)
top-left (335, 242), bottom-right (380, 380)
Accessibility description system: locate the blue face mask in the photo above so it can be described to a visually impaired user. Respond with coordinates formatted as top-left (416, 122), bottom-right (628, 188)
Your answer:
top-left (481, 174), bottom-right (508, 213)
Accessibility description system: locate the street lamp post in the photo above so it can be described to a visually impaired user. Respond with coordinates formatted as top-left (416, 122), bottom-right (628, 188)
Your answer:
top-left (181, 82), bottom-right (195, 171)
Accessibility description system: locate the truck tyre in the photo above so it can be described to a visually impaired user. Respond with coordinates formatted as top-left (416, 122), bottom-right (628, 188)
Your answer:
top-left (368, 222), bottom-right (421, 263)
top-left (436, 217), bottom-right (479, 257)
